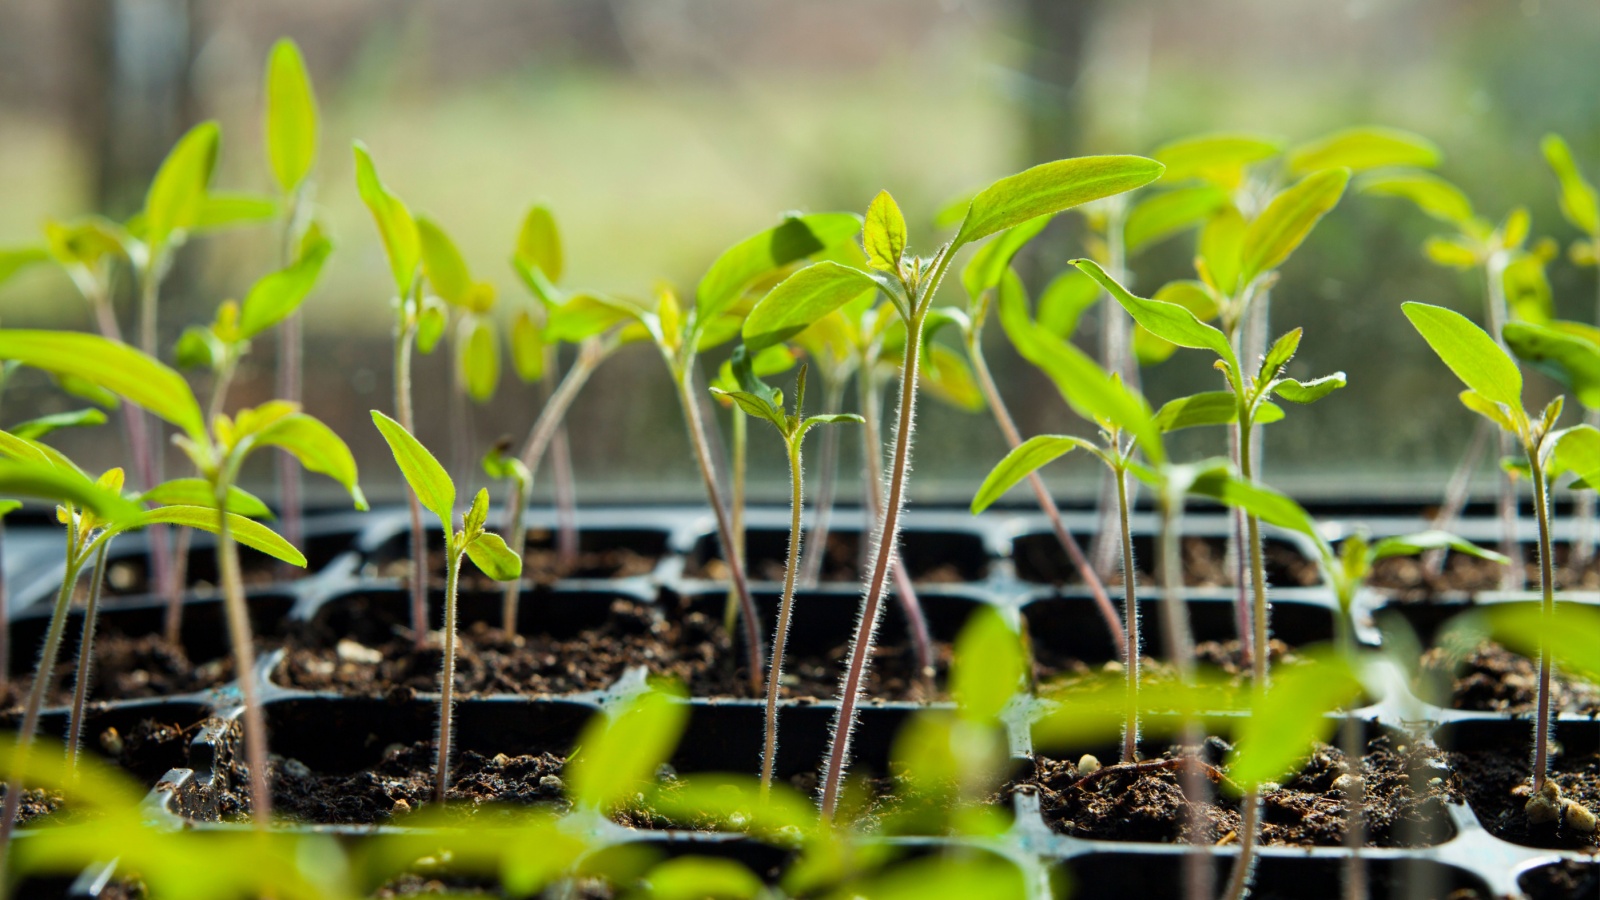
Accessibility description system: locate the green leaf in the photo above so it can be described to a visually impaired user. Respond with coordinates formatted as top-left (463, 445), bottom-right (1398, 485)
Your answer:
top-left (644, 857), bottom-right (763, 900)
top-left (1034, 268), bottom-right (1101, 339)
top-left (1272, 373), bottom-right (1347, 404)
top-left (1358, 171), bottom-right (1476, 228)
top-left (545, 293), bottom-right (641, 343)
top-left (1240, 168), bottom-right (1350, 285)
top-left (514, 204), bottom-right (563, 285)
top-left (10, 408), bottom-right (107, 440)
top-left (371, 410), bottom-right (452, 524)
top-left (918, 343), bottom-right (985, 413)
top-left (1227, 654), bottom-right (1363, 790)
top-left (0, 501), bottom-right (20, 518)
top-left (1125, 185), bottom-right (1231, 253)
top-left (465, 531), bottom-right (522, 581)
top-left (799, 413), bottom-right (865, 434)
top-left (140, 478), bottom-right (272, 519)
top-left (257, 413), bottom-right (367, 510)
top-left (509, 310), bottom-right (545, 383)
top-left (173, 326), bottom-right (220, 370)
top-left (1152, 132), bottom-right (1285, 183)
top-left (352, 141), bottom-right (419, 295)
top-left (710, 388), bottom-right (784, 430)
top-left (1541, 134), bottom-right (1599, 236)
top-left (1155, 392), bottom-right (1240, 432)
top-left (646, 774), bottom-right (817, 838)
top-left (1502, 253), bottom-right (1552, 325)
top-left (264, 38), bottom-right (318, 194)
top-left (192, 193), bottom-right (279, 233)
top-left (1401, 302), bottom-right (1522, 411)
top-left (568, 687), bottom-right (688, 810)
top-left (863, 190), bottom-right (908, 272)
top-left (1481, 603), bottom-right (1600, 684)
top-left (416, 216), bottom-right (473, 307)
top-left (1371, 530), bottom-right (1507, 564)
top-left (0, 246), bottom-right (50, 287)
top-left (971, 434), bottom-right (1097, 514)
top-left (1552, 423), bottom-right (1600, 485)
top-left (416, 300), bottom-right (447, 354)
top-left (951, 607), bottom-right (1025, 721)
top-left (961, 216), bottom-right (1052, 302)
top-left (1504, 320), bottom-right (1600, 408)
top-left (461, 317), bottom-right (500, 403)
top-left (1458, 389), bottom-right (1517, 432)
top-left (0, 330), bottom-right (205, 442)
top-left (238, 233), bottom-right (332, 339)
top-left (954, 155), bottom-right (1164, 248)
top-left (1073, 259), bottom-right (1238, 374)
top-left (1287, 127), bottom-right (1440, 175)
top-left (742, 261), bottom-right (878, 353)
top-left (1199, 205), bottom-right (1246, 297)
top-left (0, 460), bottom-right (140, 524)
top-left (1423, 235), bottom-right (1481, 269)
top-left (131, 506), bottom-right (304, 567)
top-left (696, 213), bottom-right (863, 322)
top-left (0, 428), bottom-right (81, 472)
top-left (1261, 328), bottom-right (1302, 380)
top-left (142, 121), bottom-right (219, 254)
top-left (1187, 470), bottom-right (1322, 546)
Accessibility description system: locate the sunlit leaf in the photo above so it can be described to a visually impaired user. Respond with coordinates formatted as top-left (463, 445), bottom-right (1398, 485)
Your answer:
top-left (1240, 168), bottom-right (1349, 284)
top-left (1155, 392), bottom-right (1239, 432)
top-left (1125, 185), bottom-right (1230, 253)
top-left (1541, 134), bottom-right (1600, 236)
top-left (0, 330), bottom-right (205, 441)
top-left (1187, 470), bottom-right (1322, 545)
top-left (10, 408), bottom-right (107, 440)
top-left (952, 607), bottom-right (1025, 721)
top-left (514, 204), bottom-right (563, 284)
top-left (971, 434), bottom-right (1097, 514)
top-left (1502, 253), bottom-right (1552, 325)
top-left (1481, 603), bottom-right (1600, 684)
top-left (568, 687), bottom-right (688, 810)
top-left (697, 213), bottom-right (863, 322)
top-left (954, 155), bottom-right (1164, 248)
top-left (238, 232), bottom-right (332, 339)
top-left (1287, 127), bottom-right (1440, 175)
top-left (644, 856), bottom-right (763, 900)
top-left (919, 342), bottom-right (985, 413)
top-left (255, 413), bottom-right (367, 509)
top-left (466, 532), bottom-right (521, 581)
top-left (1200, 205), bottom-right (1246, 297)
top-left (0, 246), bottom-right (50, 287)
top-left (1152, 132), bottom-right (1285, 183)
top-left (264, 38), bottom-right (318, 194)
top-left (1371, 530), bottom-right (1507, 564)
top-left (371, 411), bottom-right (451, 524)
top-left (192, 193), bottom-right (279, 232)
top-left (352, 141), bottom-right (419, 295)
top-left (510, 310), bottom-right (545, 383)
top-left (417, 216), bottom-right (473, 308)
top-left (1272, 373), bottom-right (1346, 404)
top-left (1035, 267), bottom-right (1101, 339)
top-left (1074, 259), bottom-right (1237, 374)
top-left (961, 216), bottom-right (1052, 302)
top-left (1227, 654), bottom-right (1362, 790)
top-left (743, 261), bottom-right (878, 353)
top-left (1402, 302), bottom-right (1522, 412)
top-left (1359, 171), bottom-right (1476, 229)
top-left (462, 317), bottom-right (500, 403)
top-left (863, 190), bottom-right (908, 273)
top-left (141, 478), bottom-right (273, 519)
top-left (142, 121), bottom-right (219, 254)
top-left (130, 506), bottom-right (304, 566)
top-left (1505, 320), bottom-right (1600, 408)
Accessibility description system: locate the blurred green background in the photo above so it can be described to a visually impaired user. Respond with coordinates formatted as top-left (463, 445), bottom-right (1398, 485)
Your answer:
top-left (1, 0), bottom-right (1598, 506)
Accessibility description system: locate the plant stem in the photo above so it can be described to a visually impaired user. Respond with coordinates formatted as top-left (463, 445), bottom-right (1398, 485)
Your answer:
top-left (1228, 421), bottom-right (1254, 665)
top-left (1337, 616), bottom-right (1367, 900)
top-left (216, 493), bottom-right (270, 826)
top-left (1115, 464), bottom-right (1139, 765)
top-left (66, 542), bottom-right (111, 771)
top-left (1529, 448), bottom-right (1555, 792)
top-left (277, 188), bottom-right (308, 564)
top-left (724, 406), bottom-right (748, 633)
top-left (762, 438), bottom-right (805, 793)
top-left (821, 301), bottom-right (928, 820)
top-left (1091, 204), bottom-right (1135, 580)
top-left (673, 365), bottom-right (764, 695)
top-left (799, 377), bottom-right (846, 587)
top-left (436, 545), bottom-right (463, 803)
top-left (1161, 486), bottom-right (1210, 900)
top-left (137, 262), bottom-right (179, 613)
top-left (1484, 252), bottom-right (1526, 590)
top-left (395, 321), bottom-right (428, 650)
top-left (501, 474), bottom-right (529, 636)
top-left (969, 336), bottom-right (1123, 653)
top-left (1424, 420), bottom-right (1492, 576)
top-left (550, 424), bottom-right (579, 571)
top-left (449, 319), bottom-right (473, 491)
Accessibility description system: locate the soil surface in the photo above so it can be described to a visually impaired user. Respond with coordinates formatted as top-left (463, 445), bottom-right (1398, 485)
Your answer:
top-left (1520, 860), bottom-right (1600, 900)
top-left (1417, 640), bottom-right (1600, 716)
top-left (689, 531), bottom-right (973, 585)
top-left (379, 540), bottom-right (660, 590)
top-left (1447, 743), bottom-right (1600, 850)
top-left (100, 554), bottom-right (283, 598)
top-left (1035, 640), bottom-right (1297, 694)
top-left (1019, 537), bottom-right (1319, 589)
top-left (1013, 734), bottom-right (1452, 847)
top-left (2, 632), bottom-right (246, 712)
top-left (1370, 543), bottom-right (1600, 598)
top-left (276, 600), bottom-right (947, 702)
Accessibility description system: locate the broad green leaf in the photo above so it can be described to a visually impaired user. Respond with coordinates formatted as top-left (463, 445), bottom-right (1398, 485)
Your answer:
top-left (1261, 328), bottom-right (1302, 379)
top-left (417, 217), bottom-right (473, 307)
top-left (0, 246), bottom-right (50, 287)
top-left (0, 330), bottom-right (205, 442)
top-left (954, 155), bottom-right (1165, 247)
top-left (644, 857), bottom-right (763, 900)
top-left (1035, 268), bottom-right (1101, 339)
top-left (1153, 280), bottom-right (1219, 322)
top-left (1240, 168), bottom-right (1350, 284)
top-left (961, 216), bottom-right (1052, 302)
top-left (10, 408), bottom-right (107, 440)
top-left (416, 301), bottom-right (447, 354)
top-left (462, 318), bottom-right (500, 403)
top-left (43, 217), bottom-right (124, 270)
top-left (1459, 389), bottom-right (1517, 432)
top-left (131, 506), bottom-right (304, 567)
top-left (1124, 185), bottom-right (1230, 253)
top-left (510, 310), bottom-right (545, 382)
top-left (1552, 423), bottom-right (1600, 485)
top-left (465, 532), bottom-right (522, 581)
top-left (264, 38), bottom-right (318, 193)
top-left (514, 204), bottom-right (563, 284)
top-left (863, 190), bottom-right (908, 272)
top-left (951, 607), bottom-right (1025, 721)
top-left (143, 121), bottom-right (219, 253)
top-left (1272, 373), bottom-right (1347, 404)
top-left (1187, 470), bottom-right (1321, 546)
top-left (1200, 205), bottom-right (1246, 297)
top-left (1481, 603), bottom-right (1600, 684)
top-left (1152, 132), bottom-right (1285, 183)
top-left (1287, 127), bottom-right (1440, 175)
top-left (371, 411), bottom-right (451, 523)
top-left (1402, 302), bottom-right (1522, 411)
top-left (1505, 320), bottom-right (1600, 408)
top-left (0, 428), bottom-right (81, 472)
top-left (0, 502), bottom-right (19, 518)
top-left (545, 293), bottom-right (641, 343)
top-left (238, 233), bottom-right (332, 339)
top-left (1359, 171), bottom-right (1476, 228)
top-left (838, 852), bottom-right (1027, 900)
top-left (192, 193), bottom-right (279, 232)
top-left (257, 413), bottom-right (367, 509)
top-left (1155, 392), bottom-right (1239, 432)
top-left (568, 687), bottom-right (688, 810)
top-left (799, 413), bottom-right (865, 434)
top-left (352, 141), bottom-right (419, 295)
top-left (918, 343), bottom-right (984, 413)
top-left (646, 774), bottom-right (816, 838)
top-left (743, 261), bottom-right (878, 353)
top-left (1227, 654), bottom-right (1363, 789)
top-left (1501, 207), bottom-right (1531, 249)
top-left (173, 325), bottom-right (220, 369)
top-left (1371, 530), bottom-right (1507, 564)
top-left (140, 478), bottom-right (272, 519)
top-left (710, 388), bottom-right (784, 430)
top-left (1424, 235), bottom-right (1481, 269)
top-left (1541, 134), bottom-right (1600, 236)
top-left (0, 460), bottom-right (140, 524)
top-left (696, 212), bottom-right (862, 322)
top-left (971, 434), bottom-right (1097, 514)
top-left (1502, 254), bottom-right (1552, 325)
top-left (1074, 259), bottom-right (1237, 374)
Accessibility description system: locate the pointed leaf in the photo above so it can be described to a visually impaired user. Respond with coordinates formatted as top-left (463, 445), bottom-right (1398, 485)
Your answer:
top-left (1402, 302), bottom-right (1522, 411)
top-left (1371, 530), bottom-right (1507, 563)
top-left (10, 408), bottom-right (107, 440)
top-left (919, 343), bottom-right (985, 413)
top-left (510, 310), bottom-right (545, 383)
top-left (238, 233), bottom-right (332, 339)
top-left (1152, 132), bottom-right (1285, 183)
top-left (1227, 654), bottom-right (1363, 789)
top-left (371, 411), bottom-right (451, 523)
top-left (953, 155), bottom-right (1164, 247)
top-left (1155, 392), bottom-right (1240, 432)
top-left (1187, 470), bottom-right (1322, 546)
top-left (1482, 603), bottom-right (1600, 685)
top-left (141, 478), bottom-right (272, 519)
top-left (462, 317), bottom-right (500, 403)
top-left (257, 413), bottom-right (366, 509)
top-left (192, 193), bottom-right (279, 232)
top-left (466, 532), bottom-right (522, 581)
top-left (863, 190), bottom-right (908, 272)
top-left (143, 121), bottom-right (219, 253)
top-left (1359, 171), bottom-right (1476, 228)
top-left (1287, 127), bottom-right (1440, 175)
top-left (0, 330), bottom-right (205, 441)
top-left (1261, 328), bottom-right (1302, 380)
top-left (742, 261), bottom-right (878, 353)
top-left (1125, 185), bottom-right (1230, 253)
top-left (514, 204), bottom-right (563, 284)
top-left (1241, 168), bottom-right (1349, 284)
top-left (0, 460), bottom-right (140, 524)
top-left (696, 213), bottom-right (862, 321)
top-left (951, 607), bottom-right (1026, 721)
top-left (1504, 320), bottom-right (1600, 408)
top-left (1542, 134), bottom-right (1600, 236)
top-left (1073, 259), bottom-right (1237, 374)
top-left (1272, 373), bottom-right (1346, 404)
top-left (1552, 423), bottom-right (1600, 485)
top-left (971, 434), bottom-right (1097, 514)
top-left (1200, 205), bottom-right (1246, 297)
top-left (417, 216), bottom-right (473, 307)
top-left (961, 216), bottom-right (1052, 302)
top-left (134, 506), bottom-right (303, 566)
top-left (568, 687), bottom-right (688, 810)
top-left (1035, 267), bottom-right (1101, 339)
top-left (352, 141), bottom-right (419, 295)
top-left (1502, 253), bottom-right (1552, 324)
top-left (264, 38), bottom-right (318, 193)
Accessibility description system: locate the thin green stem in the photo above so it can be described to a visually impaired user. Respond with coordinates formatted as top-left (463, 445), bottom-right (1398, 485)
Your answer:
top-left (1529, 448), bottom-right (1555, 792)
top-left (762, 438), bottom-right (805, 793)
top-left (798, 377), bottom-right (845, 587)
top-left (1116, 463), bottom-right (1139, 765)
top-left (277, 187), bottom-right (309, 561)
top-left (67, 542), bottom-right (112, 771)
top-left (396, 320), bottom-right (428, 649)
top-left (437, 544), bottom-right (463, 804)
top-left (725, 408), bottom-right (748, 634)
top-left (501, 473), bottom-right (529, 636)
top-left (1484, 252), bottom-right (1525, 590)
top-left (1223, 410), bottom-right (1271, 900)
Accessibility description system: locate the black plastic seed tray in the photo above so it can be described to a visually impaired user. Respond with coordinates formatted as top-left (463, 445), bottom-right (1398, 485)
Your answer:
top-left (1, 505), bottom-right (1595, 899)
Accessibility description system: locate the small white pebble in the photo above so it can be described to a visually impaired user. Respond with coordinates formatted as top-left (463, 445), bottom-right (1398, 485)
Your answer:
top-left (1077, 754), bottom-right (1101, 776)
top-left (1563, 799), bottom-right (1597, 834)
top-left (99, 728), bottom-right (124, 757)
top-left (1332, 774), bottom-right (1362, 795)
top-left (539, 775), bottom-right (563, 791)
top-left (392, 798), bottom-right (412, 814)
top-left (336, 639), bottom-right (383, 665)
top-left (1526, 782), bottom-right (1563, 825)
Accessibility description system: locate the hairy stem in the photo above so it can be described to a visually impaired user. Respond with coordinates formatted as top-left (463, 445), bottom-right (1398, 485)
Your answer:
top-left (67, 543), bottom-right (111, 771)
top-left (1161, 488), bottom-right (1210, 900)
top-left (137, 264), bottom-right (178, 612)
top-left (798, 378), bottom-right (846, 587)
top-left (1530, 450), bottom-right (1555, 792)
top-left (1337, 603), bottom-right (1367, 900)
top-left (724, 408), bottom-right (747, 634)
top-left (1091, 206), bottom-right (1135, 579)
top-left (1116, 465), bottom-right (1139, 764)
top-left (1484, 252), bottom-right (1526, 589)
top-left (762, 438), bottom-right (805, 792)
top-left (217, 496), bottom-right (270, 826)
top-left (395, 322), bottom-right (429, 650)
top-left (1229, 423), bottom-right (1254, 663)
top-left (277, 190), bottom-right (308, 565)
top-left (437, 546), bottom-right (463, 803)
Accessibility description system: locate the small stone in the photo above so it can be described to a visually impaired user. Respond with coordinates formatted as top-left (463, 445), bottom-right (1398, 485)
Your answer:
top-left (1077, 754), bottom-right (1101, 776)
top-left (1562, 799), bottom-right (1597, 834)
top-left (1102, 661), bottom-right (1124, 674)
top-left (336, 639), bottom-right (383, 665)
top-left (282, 758), bottom-right (312, 780)
top-left (491, 753), bottom-right (512, 767)
top-left (1332, 774), bottom-right (1362, 796)
top-left (392, 798), bottom-right (412, 814)
top-left (1526, 781), bottom-right (1563, 825)
top-left (539, 775), bottom-right (563, 791)
top-left (99, 727), bottom-right (124, 757)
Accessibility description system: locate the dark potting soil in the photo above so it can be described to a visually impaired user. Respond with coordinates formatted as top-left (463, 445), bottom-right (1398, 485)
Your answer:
top-left (1446, 744), bottom-right (1600, 850)
top-left (1013, 735), bottom-right (1452, 847)
top-left (1369, 544), bottom-right (1600, 598)
top-left (100, 554), bottom-right (282, 599)
top-left (1027, 538), bottom-right (1320, 589)
top-left (1417, 640), bottom-right (1600, 716)
top-left (2, 633), bottom-right (242, 712)
top-left (380, 543), bottom-right (660, 590)
top-left (688, 531), bottom-right (970, 585)
top-left (276, 601), bottom-right (947, 702)
top-left (1520, 860), bottom-right (1600, 900)
top-left (372, 874), bottom-right (502, 898)
top-left (1034, 640), bottom-right (1297, 694)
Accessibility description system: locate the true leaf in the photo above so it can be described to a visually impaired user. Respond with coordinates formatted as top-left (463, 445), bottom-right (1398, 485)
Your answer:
top-left (0, 246), bottom-right (49, 287)
top-left (0, 460), bottom-right (140, 525)
top-left (1155, 392), bottom-right (1239, 432)
top-left (238, 233), bottom-right (332, 339)
top-left (1401, 302), bottom-right (1522, 411)
top-left (465, 532), bottom-right (522, 581)
top-left (1504, 320), bottom-right (1600, 408)
top-left (1423, 235), bottom-right (1481, 269)
top-left (131, 506), bottom-right (304, 567)
top-left (863, 190), bottom-right (908, 272)
top-left (1541, 134), bottom-right (1600, 236)
top-left (971, 434), bottom-right (1097, 514)
top-left (416, 302), bottom-right (447, 354)
top-left (696, 213), bottom-right (862, 322)
top-left (352, 141), bottom-right (420, 295)
top-left (1501, 254), bottom-right (1552, 325)
top-left (1034, 267), bottom-right (1101, 339)
top-left (1200, 205), bottom-right (1246, 297)
top-left (1359, 171), bottom-right (1476, 228)
top-left (510, 310), bottom-right (545, 382)
top-left (264, 38), bottom-right (318, 194)
top-left (710, 388), bottom-right (784, 430)
top-left (193, 193), bottom-right (279, 232)
top-left (140, 478), bottom-right (273, 519)
top-left (1240, 168), bottom-right (1349, 285)
top-left (1481, 603), bottom-right (1600, 684)
top-left (1272, 373), bottom-right (1347, 404)
top-left (1261, 328), bottom-right (1302, 379)
top-left (371, 411), bottom-right (451, 524)
top-left (0, 428), bottom-right (81, 472)
top-left (462, 317), bottom-right (500, 403)
top-left (514, 204), bottom-right (563, 284)
top-left (545, 293), bottom-right (641, 343)
top-left (10, 408), bottom-right (107, 440)
top-left (918, 342), bottom-right (985, 413)
top-left (742, 261), bottom-right (878, 353)
top-left (1124, 185), bottom-right (1230, 253)
top-left (961, 216), bottom-right (1052, 302)
top-left (954, 155), bottom-right (1164, 248)
top-left (257, 413), bottom-right (367, 509)
top-left (1552, 424), bottom-right (1600, 485)
top-left (1074, 259), bottom-right (1238, 374)
top-left (951, 607), bottom-right (1025, 722)
top-left (1371, 530), bottom-right (1507, 564)
top-left (1187, 470), bottom-right (1322, 546)
top-left (1152, 132), bottom-right (1285, 183)
top-left (0, 330), bottom-right (205, 442)
top-left (143, 121), bottom-right (219, 254)
top-left (568, 687), bottom-right (688, 810)
top-left (1287, 127), bottom-right (1440, 175)
top-left (643, 857), bottom-right (763, 900)
top-left (417, 217), bottom-right (473, 308)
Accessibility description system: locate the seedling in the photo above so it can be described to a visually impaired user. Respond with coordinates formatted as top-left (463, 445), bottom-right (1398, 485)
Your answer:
top-left (372, 411), bottom-right (521, 802)
top-left (417, 213), bottom-right (501, 484)
top-left (741, 155), bottom-right (1165, 816)
top-left (711, 354), bottom-right (862, 791)
top-left (1402, 301), bottom-right (1600, 825)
